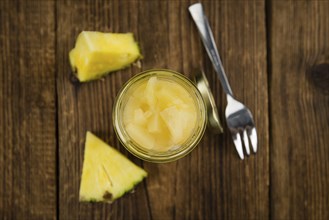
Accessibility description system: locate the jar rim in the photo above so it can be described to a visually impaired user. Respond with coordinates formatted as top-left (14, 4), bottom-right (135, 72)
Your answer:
top-left (113, 69), bottom-right (207, 163)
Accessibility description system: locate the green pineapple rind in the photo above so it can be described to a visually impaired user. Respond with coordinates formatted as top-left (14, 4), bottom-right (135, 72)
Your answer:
top-left (79, 132), bottom-right (147, 203)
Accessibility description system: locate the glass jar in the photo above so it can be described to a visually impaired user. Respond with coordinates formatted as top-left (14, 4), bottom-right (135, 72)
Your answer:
top-left (113, 69), bottom-right (221, 163)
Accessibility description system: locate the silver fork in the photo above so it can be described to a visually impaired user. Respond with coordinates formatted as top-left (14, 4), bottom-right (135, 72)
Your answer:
top-left (189, 3), bottom-right (257, 159)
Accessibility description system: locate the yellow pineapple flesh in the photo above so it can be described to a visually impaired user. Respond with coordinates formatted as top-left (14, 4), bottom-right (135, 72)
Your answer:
top-left (123, 76), bottom-right (197, 151)
top-left (69, 31), bottom-right (141, 82)
top-left (79, 132), bottom-right (147, 203)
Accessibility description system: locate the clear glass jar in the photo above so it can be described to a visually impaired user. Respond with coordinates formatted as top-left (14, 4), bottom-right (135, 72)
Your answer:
top-left (113, 69), bottom-right (207, 163)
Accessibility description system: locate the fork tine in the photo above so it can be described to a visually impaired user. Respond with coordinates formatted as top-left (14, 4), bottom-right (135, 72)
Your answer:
top-left (243, 130), bottom-right (250, 155)
top-left (233, 133), bottom-right (244, 159)
top-left (249, 127), bottom-right (258, 153)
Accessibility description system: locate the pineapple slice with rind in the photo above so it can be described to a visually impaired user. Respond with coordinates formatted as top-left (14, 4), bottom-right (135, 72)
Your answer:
top-left (79, 132), bottom-right (147, 203)
top-left (69, 31), bottom-right (141, 82)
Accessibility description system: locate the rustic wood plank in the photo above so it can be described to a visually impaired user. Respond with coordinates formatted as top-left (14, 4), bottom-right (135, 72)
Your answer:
top-left (269, 1), bottom-right (329, 220)
top-left (57, 0), bottom-right (268, 219)
top-left (56, 0), bottom-right (151, 219)
top-left (190, 1), bottom-right (269, 219)
top-left (141, 1), bottom-right (269, 220)
top-left (0, 0), bottom-right (57, 219)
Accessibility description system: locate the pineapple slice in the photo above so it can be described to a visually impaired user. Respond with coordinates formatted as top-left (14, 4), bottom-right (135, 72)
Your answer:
top-left (69, 31), bottom-right (141, 82)
top-left (79, 132), bottom-right (147, 203)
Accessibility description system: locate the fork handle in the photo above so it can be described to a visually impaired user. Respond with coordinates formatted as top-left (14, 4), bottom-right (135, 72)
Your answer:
top-left (189, 3), bottom-right (233, 96)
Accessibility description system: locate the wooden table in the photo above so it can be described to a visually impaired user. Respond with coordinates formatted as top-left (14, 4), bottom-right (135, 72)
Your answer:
top-left (1, 0), bottom-right (328, 219)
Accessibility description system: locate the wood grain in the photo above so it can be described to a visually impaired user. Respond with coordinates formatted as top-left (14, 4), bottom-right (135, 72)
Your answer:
top-left (57, 0), bottom-right (268, 219)
top-left (0, 0), bottom-right (57, 219)
top-left (269, 1), bottom-right (329, 220)
top-left (198, 1), bottom-right (269, 220)
top-left (1, 0), bottom-right (328, 219)
top-left (56, 1), bottom-right (151, 219)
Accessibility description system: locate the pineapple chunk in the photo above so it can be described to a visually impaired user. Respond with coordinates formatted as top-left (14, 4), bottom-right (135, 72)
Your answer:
top-left (133, 108), bottom-right (152, 125)
top-left (123, 76), bottom-right (197, 151)
top-left (147, 114), bottom-right (161, 133)
top-left (160, 106), bottom-right (196, 144)
top-left (123, 96), bottom-right (142, 124)
top-left (69, 31), bottom-right (141, 82)
top-left (145, 76), bottom-right (158, 107)
top-left (79, 132), bottom-right (147, 203)
top-left (126, 123), bottom-right (155, 150)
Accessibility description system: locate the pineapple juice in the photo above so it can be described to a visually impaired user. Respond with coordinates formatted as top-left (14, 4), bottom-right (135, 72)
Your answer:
top-left (113, 69), bottom-right (207, 162)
